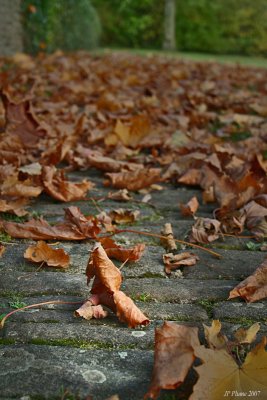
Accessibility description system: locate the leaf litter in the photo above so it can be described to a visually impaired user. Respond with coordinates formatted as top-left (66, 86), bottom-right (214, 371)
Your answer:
top-left (1, 52), bottom-right (267, 396)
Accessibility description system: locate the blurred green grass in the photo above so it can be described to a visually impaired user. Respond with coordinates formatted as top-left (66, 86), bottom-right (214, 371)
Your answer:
top-left (98, 48), bottom-right (267, 69)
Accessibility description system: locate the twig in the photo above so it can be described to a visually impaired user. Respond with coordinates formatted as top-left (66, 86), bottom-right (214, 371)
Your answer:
top-left (114, 228), bottom-right (222, 258)
top-left (0, 299), bottom-right (84, 329)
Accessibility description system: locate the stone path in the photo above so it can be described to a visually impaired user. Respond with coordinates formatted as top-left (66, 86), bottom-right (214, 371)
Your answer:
top-left (0, 170), bottom-right (266, 400)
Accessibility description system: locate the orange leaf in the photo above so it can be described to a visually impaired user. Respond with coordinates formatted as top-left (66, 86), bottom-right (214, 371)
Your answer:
top-left (180, 196), bottom-right (199, 217)
top-left (100, 237), bottom-right (145, 262)
top-left (105, 168), bottom-right (161, 191)
top-left (24, 240), bottom-right (70, 268)
top-left (113, 290), bottom-right (149, 328)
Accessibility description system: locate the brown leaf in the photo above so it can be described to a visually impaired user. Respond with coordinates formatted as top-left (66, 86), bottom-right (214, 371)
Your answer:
top-left (0, 198), bottom-right (29, 217)
top-left (1, 90), bottom-right (48, 148)
top-left (108, 208), bottom-right (140, 224)
top-left (105, 168), bottom-right (161, 191)
top-left (145, 322), bottom-right (200, 399)
top-left (160, 223), bottom-right (177, 251)
top-left (228, 256), bottom-right (267, 302)
top-left (86, 242), bottom-right (122, 293)
top-left (24, 240), bottom-right (70, 268)
top-left (190, 217), bottom-right (221, 244)
top-left (42, 166), bottom-right (92, 202)
top-left (74, 301), bottom-right (108, 320)
top-left (3, 207), bottom-right (101, 240)
top-left (1, 174), bottom-right (42, 198)
top-left (180, 196), bottom-right (199, 217)
top-left (163, 252), bottom-right (199, 275)
top-left (107, 189), bottom-right (132, 202)
top-left (113, 290), bottom-right (149, 328)
top-left (113, 115), bottom-right (151, 148)
top-left (100, 237), bottom-right (145, 262)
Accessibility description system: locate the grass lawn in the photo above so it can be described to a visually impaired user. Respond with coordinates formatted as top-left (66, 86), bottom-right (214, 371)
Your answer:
top-left (98, 47), bottom-right (267, 69)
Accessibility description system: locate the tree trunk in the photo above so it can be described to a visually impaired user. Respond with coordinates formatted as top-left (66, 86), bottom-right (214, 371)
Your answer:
top-left (163, 0), bottom-right (176, 51)
top-left (0, 0), bottom-right (23, 56)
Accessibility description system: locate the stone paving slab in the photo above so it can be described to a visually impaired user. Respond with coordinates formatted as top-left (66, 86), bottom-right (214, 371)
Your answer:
top-left (1, 177), bottom-right (267, 399)
top-left (0, 345), bottom-right (154, 400)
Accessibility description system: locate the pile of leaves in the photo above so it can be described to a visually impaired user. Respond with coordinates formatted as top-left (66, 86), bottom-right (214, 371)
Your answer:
top-left (0, 52), bottom-right (267, 397)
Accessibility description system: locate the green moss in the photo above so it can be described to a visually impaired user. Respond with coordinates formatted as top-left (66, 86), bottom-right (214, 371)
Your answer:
top-left (196, 299), bottom-right (217, 319)
top-left (0, 232), bottom-right (12, 243)
top-left (0, 213), bottom-right (28, 223)
top-left (223, 316), bottom-right (266, 326)
top-left (0, 338), bottom-right (16, 345)
top-left (30, 338), bottom-right (137, 350)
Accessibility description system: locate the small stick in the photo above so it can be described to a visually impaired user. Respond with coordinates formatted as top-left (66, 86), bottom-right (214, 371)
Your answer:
top-left (114, 228), bottom-right (222, 258)
top-left (0, 300), bottom-right (84, 329)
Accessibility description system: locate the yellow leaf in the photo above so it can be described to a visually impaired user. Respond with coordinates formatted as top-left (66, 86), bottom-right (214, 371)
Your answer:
top-left (190, 337), bottom-right (267, 400)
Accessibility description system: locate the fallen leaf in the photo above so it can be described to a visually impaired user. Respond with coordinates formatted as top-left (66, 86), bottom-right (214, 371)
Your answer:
top-left (234, 322), bottom-right (261, 344)
top-left (1, 174), bottom-right (42, 198)
top-left (145, 322), bottom-right (200, 399)
top-left (161, 223), bottom-right (177, 251)
top-left (107, 189), bottom-right (132, 201)
top-left (86, 242), bottom-right (122, 292)
top-left (190, 217), bottom-right (221, 244)
top-left (203, 320), bottom-right (228, 350)
top-left (24, 240), bottom-right (70, 268)
top-left (0, 198), bottom-right (29, 217)
top-left (108, 208), bottom-right (140, 224)
top-left (105, 168), bottom-right (161, 191)
top-left (163, 252), bottom-right (199, 275)
top-left (113, 290), bottom-right (149, 328)
top-left (190, 337), bottom-right (267, 400)
top-left (100, 237), bottom-right (145, 262)
top-left (228, 256), bottom-right (267, 302)
top-left (180, 196), bottom-right (199, 217)
top-left (74, 301), bottom-right (108, 320)
top-left (42, 166), bottom-right (92, 202)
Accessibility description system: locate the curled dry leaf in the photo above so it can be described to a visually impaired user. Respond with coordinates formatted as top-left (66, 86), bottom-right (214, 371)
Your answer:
top-left (113, 291), bottom-right (149, 328)
top-left (190, 217), bottom-right (221, 244)
top-left (74, 301), bottom-right (108, 320)
top-left (99, 237), bottom-right (145, 262)
top-left (1, 174), bottom-right (42, 198)
top-left (42, 166), bottom-right (92, 202)
top-left (107, 189), bottom-right (132, 201)
top-left (160, 223), bottom-right (177, 251)
top-left (81, 243), bottom-right (149, 328)
top-left (0, 198), bottom-right (29, 217)
top-left (24, 240), bottom-right (70, 268)
top-left (86, 242), bottom-right (122, 292)
top-left (241, 200), bottom-right (267, 239)
top-left (105, 168), bottom-right (161, 192)
top-left (180, 196), bottom-right (199, 217)
top-left (190, 337), bottom-right (267, 400)
top-left (145, 322), bottom-right (200, 400)
top-left (108, 208), bottom-right (140, 224)
top-left (163, 252), bottom-right (199, 275)
top-left (3, 207), bottom-right (101, 240)
top-left (228, 256), bottom-right (267, 302)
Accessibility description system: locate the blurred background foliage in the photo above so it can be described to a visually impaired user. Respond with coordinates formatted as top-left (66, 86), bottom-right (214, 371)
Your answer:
top-left (22, 0), bottom-right (267, 56)
top-left (22, 0), bottom-right (101, 54)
